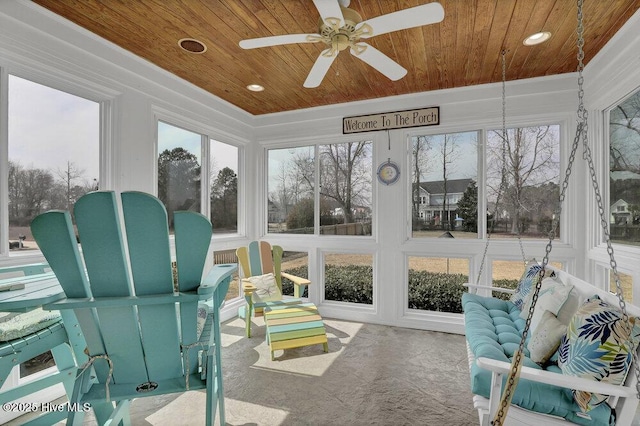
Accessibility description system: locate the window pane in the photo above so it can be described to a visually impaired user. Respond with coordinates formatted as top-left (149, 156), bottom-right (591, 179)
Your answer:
top-left (411, 131), bottom-right (478, 238)
top-left (210, 140), bottom-right (238, 234)
top-left (407, 256), bottom-right (469, 313)
top-left (320, 141), bottom-right (372, 236)
top-left (486, 125), bottom-right (560, 239)
top-left (609, 89), bottom-right (640, 246)
top-left (267, 146), bottom-right (314, 234)
top-left (157, 121), bottom-right (201, 230)
top-left (8, 75), bottom-right (99, 252)
top-left (609, 269), bottom-right (633, 303)
top-left (324, 253), bottom-right (372, 304)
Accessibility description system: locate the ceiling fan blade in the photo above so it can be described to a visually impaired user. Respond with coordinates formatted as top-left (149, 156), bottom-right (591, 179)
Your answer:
top-left (239, 34), bottom-right (320, 49)
top-left (304, 49), bottom-right (338, 88)
top-left (312, 0), bottom-right (345, 28)
top-left (358, 2), bottom-right (445, 38)
top-left (351, 43), bottom-right (407, 81)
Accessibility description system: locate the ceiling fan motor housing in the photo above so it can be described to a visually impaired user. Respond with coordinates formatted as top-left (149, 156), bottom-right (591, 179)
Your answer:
top-left (318, 6), bottom-right (363, 51)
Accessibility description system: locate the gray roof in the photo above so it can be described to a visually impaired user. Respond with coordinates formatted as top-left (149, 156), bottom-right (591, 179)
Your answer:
top-left (418, 178), bottom-right (473, 195)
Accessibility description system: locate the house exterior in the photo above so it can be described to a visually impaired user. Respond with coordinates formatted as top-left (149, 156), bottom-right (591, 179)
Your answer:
top-left (413, 178), bottom-right (472, 227)
top-left (611, 199), bottom-right (632, 224)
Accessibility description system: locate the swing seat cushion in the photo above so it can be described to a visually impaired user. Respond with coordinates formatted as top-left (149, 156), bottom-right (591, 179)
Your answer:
top-left (463, 292), bottom-right (615, 426)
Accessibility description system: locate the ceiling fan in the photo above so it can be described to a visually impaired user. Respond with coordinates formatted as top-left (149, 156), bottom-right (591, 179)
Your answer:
top-left (239, 0), bottom-right (444, 88)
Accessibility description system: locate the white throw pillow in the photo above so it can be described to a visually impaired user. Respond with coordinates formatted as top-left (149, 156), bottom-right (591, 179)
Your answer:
top-left (248, 273), bottom-right (282, 303)
top-left (519, 276), bottom-right (573, 333)
top-left (527, 310), bottom-right (567, 364)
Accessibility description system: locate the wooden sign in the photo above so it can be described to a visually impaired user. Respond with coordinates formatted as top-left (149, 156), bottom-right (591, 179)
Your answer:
top-left (343, 107), bottom-right (439, 134)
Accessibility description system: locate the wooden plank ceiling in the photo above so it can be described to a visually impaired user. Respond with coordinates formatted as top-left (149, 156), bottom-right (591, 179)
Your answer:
top-left (32, 0), bottom-right (640, 116)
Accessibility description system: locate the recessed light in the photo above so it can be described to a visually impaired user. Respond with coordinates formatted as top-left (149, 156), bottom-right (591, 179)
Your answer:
top-left (178, 38), bottom-right (207, 54)
top-left (523, 31), bottom-right (551, 46)
top-left (247, 84), bottom-right (265, 92)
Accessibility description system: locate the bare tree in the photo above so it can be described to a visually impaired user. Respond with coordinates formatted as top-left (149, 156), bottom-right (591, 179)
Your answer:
top-left (56, 161), bottom-right (86, 211)
top-left (610, 92), bottom-right (640, 172)
top-left (319, 142), bottom-right (371, 223)
top-left (487, 126), bottom-right (559, 234)
top-left (439, 133), bottom-right (460, 229)
top-left (411, 136), bottom-right (432, 222)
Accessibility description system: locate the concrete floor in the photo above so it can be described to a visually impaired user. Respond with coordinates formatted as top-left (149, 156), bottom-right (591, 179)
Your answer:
top-left (10, 316), bottom-right (640, 425)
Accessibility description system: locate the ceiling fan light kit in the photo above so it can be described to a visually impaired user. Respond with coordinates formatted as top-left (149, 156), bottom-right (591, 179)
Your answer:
top-left (239, 1), bottom-right (444, 88)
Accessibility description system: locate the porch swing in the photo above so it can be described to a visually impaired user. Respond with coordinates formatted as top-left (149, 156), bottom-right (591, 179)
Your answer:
top-left (462, 1), bottom-right (640, 425)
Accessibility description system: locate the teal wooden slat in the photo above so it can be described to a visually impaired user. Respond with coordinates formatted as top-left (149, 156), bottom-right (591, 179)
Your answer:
top-left (248, 241), bottom-right (263, 276)
top-left (174, 211), bottom-right (212, 293)
top-left (74, 191), bottom-right (131, 297)
top-left (174, 209), bottom-right (216, 373)
top-left (30, 212), bottom-right (90, 299)
top-left (31, 209), bottom-right (112, 382)
top-left (120, 191), bottom-right (173, 295)
top-left (74, 191), bottom-right (147, 384)
top-left (268, 320), bottom-right (326, 334)
top-left (122, 192), bottom-right (186, 380)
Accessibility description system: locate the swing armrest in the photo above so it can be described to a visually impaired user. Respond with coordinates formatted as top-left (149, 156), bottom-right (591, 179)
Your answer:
top-left (464, 283), bottom-right (515, 295)
top-left (476, 357), bottom-right (635, 398)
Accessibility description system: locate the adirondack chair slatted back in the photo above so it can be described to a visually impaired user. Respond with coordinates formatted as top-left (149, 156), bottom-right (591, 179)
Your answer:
top-left (31, 191), bottom-right (212, 388)
top-left (237, 241), bottom-right (284, 291)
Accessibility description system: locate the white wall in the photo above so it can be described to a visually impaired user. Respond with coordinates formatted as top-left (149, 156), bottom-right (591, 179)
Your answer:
top-left (3, 1), bottom-right (638, 333)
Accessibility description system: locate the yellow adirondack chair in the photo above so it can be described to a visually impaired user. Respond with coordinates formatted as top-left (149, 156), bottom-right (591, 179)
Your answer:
top-left (236, 241), bottom-right (310, 337)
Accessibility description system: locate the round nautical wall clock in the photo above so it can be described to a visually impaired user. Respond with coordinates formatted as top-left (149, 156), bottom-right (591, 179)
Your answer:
top-left (377, 159), bottom-right (400, 185)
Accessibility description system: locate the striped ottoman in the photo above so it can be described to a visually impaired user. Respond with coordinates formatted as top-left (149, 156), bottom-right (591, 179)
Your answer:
top-left (264, 302), bottom-right (329, 360)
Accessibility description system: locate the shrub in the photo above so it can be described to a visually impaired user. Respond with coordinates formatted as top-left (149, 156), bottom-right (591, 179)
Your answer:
top-left (282, 264), bottom-right (485, 313)
top-left (408, 270), bottom-right (467, 313)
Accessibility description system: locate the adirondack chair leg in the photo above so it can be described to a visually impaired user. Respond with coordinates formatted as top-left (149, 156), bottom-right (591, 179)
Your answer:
top-left (244, 289), bottom-right (254, 337)
top-left (213, 315), bottom-right (225, 425)
top-left (50, 342), bottom-right (77, 398)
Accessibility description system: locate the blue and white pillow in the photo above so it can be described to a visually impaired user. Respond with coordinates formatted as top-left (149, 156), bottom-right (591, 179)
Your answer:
top-left (510, 261), bottom-right (552, 310)
top-left (558, 295), bottom-right (640, 412)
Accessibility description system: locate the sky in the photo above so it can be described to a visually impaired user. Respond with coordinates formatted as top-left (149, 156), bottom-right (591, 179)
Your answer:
top-left (8, 75), bottom-right (100, 184)
top-left (9, 75), bottom-right (238, 188)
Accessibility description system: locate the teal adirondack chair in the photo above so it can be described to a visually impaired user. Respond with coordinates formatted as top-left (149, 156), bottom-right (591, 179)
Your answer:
top-left (31, 191), bottom-right (236, 425)
top-left (0, 263), bottom-right (77, 425)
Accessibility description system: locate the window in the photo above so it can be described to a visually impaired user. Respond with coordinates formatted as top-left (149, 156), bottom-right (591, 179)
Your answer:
top-left (267, 146), bottom-right (315, 234)
top-left (324, 253), bottom-right (372, 305)
top-left (157, 121), bottom-right (201, 230)
top-left (411, 131), bottom-right (479, 238)
top-left (210, 140), bottom-right (238, 234)
top-left (407, 256), bottom-right (469, 313)
top-left (7, 75), bottom-right (100, 253)
top-left (319, 141), bottom-right (372, 236)
top-left (609, 88), bottom-right (640, 245)
top-left (486, 125), bottom-right (560, 239)
top-left (267, 141), bottom-right (373, 236)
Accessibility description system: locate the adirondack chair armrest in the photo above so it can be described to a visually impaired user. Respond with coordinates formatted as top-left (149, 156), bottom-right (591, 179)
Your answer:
top-left (240, 279), bottom-right (256, 294)
top-left (43, 292), bottom-right (203, 310)
top-left (199, 263), bottom-right (238, 296)
top-left (281, 272), bottom-right (311, 286)
top-left (476, 357), bottom-right (635, 398)
top-left (464, 283), bottom-right (515, 295)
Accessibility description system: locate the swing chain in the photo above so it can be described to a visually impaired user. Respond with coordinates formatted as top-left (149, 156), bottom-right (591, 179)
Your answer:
top-left (494, 2), bottom-right (640, 423)
top-left (477, 50), bottom-right (511, 284)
